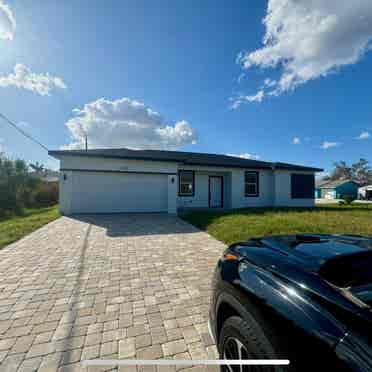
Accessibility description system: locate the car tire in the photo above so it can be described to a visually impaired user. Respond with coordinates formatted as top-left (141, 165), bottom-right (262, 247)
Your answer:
top-left (218, 315), bottom-right (288, 372)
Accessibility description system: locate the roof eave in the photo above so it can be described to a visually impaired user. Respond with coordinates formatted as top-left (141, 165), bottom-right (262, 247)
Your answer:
top-left (48, 150), bottom-right (323, 172)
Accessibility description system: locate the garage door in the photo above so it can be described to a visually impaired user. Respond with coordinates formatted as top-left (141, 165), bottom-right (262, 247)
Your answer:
top-left (71, 171), bottom-right (168, 213)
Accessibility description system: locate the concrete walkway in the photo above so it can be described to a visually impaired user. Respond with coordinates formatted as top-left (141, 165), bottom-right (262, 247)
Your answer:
top-left (0, 214), bottom-right (226, 372)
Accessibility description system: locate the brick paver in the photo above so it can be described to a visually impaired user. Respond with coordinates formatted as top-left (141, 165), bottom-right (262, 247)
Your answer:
top-left (0, 214), bottom-right (225, 371)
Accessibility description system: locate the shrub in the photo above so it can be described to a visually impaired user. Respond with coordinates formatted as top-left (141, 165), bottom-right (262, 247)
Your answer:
top-left (0, 153), bottom-right (59, 213)
top-left (342, 195), bottom-right (356, 205)
top-left (34, 183), bottom-right (59, 207)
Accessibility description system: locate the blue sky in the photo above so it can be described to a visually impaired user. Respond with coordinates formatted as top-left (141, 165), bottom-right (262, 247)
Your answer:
top-left (0, 0), bottom-right (372, 173)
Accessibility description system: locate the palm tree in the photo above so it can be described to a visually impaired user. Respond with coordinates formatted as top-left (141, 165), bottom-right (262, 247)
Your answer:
top-left (29, 161), bottom-right (44, 173)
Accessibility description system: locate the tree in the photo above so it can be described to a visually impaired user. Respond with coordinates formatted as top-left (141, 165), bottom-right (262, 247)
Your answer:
top-left (0, 154), bottom-right (41, 213)
top-left (327, 159), bottom-right (371, 186)
top-left (29, 161), bottom-right (44, 173)
top-left (329, 161), bottom-right (352, 181)
top-left (351, 158), bottom-right (370, 185)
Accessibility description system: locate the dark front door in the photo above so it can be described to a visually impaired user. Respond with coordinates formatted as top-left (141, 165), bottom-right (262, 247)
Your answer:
top-left (209, 176), bottom-right (223, 208)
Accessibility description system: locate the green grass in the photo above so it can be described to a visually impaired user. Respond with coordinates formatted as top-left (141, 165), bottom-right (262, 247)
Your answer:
top-left (181, 204), bottom-right (372, 245)
top-left (0, 205), bottom-right (60, 249)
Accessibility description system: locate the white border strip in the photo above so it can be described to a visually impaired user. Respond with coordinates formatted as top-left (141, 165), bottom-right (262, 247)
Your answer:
top-left (82, 359), bottom-right (290, 366)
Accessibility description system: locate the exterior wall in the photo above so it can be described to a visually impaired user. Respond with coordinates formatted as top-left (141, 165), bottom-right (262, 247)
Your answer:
top-left (224, 173), bottom-right (232, 209)
top-left (58, 155), bottom-right (178, 215)
top-left (321, 188), bottom-right (336, 199)
top-left (177, 170), bottom-right (231, 209)
top-left (59, 171), bottom-right (73, 215)
top-left (167, 175), bottom-right (178, 214)
top-left (315, 188), bottom-right (321, 198)
top-left (59, 155), bottom-right (178, 174)
top-left (334, 182), bottom-right (359, 199)
top-left (56, 155), bottom-right (318, 213)
top-left (319, 182), bottom-right (359, 199)
top-left (274, 170), bottom-right (315, 207)
top-left (231, 169), bottom-right (274, 208)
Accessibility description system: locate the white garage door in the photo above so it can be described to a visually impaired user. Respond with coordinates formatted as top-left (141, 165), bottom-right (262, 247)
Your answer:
top-left (71, 171), bottom-right (168, 213)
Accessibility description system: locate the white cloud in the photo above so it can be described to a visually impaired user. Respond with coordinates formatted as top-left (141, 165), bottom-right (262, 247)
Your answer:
top-left (0, 64), bottom-right (67, 96)
top-left (316, 171), bottom-right (329, 180)
top-left (357, 131), bottom-right (370, 140)
top-left (292, 136), bottom-right (301, 145)
top-left (0, 0), bottom-right (15, 40)
top-left (64, 97), bottom-right (197, 150)
top-left (227, 153), bottom-right (260, 160)
top-left (321, 141), bottom-right (340, 149)
top-left (231, 90), bottom-right (264, 109)
top-left (237, 0), bottom-right (372, 103)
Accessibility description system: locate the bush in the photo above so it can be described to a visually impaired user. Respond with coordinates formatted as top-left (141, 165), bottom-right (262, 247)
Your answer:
top-left (0, 153), bottom-right (59, 214)
top-left (34, 183), bottom-right (59, 207)
top-left (342, 195), bottom-right (356, 205)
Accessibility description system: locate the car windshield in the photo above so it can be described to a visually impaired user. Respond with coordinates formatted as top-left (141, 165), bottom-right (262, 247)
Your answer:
top-left (319, 252), bottom-right (372, 288)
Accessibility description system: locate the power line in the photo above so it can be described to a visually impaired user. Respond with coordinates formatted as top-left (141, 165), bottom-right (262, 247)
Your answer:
top-left (0, 112), bottom-right (49, 152)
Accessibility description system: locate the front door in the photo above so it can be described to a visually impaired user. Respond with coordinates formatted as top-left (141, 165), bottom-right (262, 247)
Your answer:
top-left (209, 176), bottom-right (223, 208)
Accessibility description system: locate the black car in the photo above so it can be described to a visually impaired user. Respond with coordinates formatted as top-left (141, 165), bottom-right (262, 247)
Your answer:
top-left (209, 234), bottom-right (372, 371)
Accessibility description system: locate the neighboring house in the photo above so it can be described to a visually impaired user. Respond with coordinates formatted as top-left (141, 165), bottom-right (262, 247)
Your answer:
top-left (358, 185), bottom-right (372, 200)
top-left (49, 148), bottom-right (322, 215)
top-left (314, 186), bottom-right (322, 199)
top-left (315, 179), bottom-right (359, 200)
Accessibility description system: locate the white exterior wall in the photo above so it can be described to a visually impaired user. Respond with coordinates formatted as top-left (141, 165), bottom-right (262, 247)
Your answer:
top-left (56, 155), bottom-right (317, 214)
top-left (274, 170), bottom-right (315, 207)
top-left (231, 169), bottom-right (274, 208)
top-left (58, 171), bottom-right (73, 215)
top-left (167, 175), bottom-right (178, 214)
top-left (177, 172), bottom-right (209, 209)
top-left (176, 166), bottom-right (232, 209)
top-left (60, 156), bottom-right (178, 174)
top-left (58, 156), bottom-right (178, 215)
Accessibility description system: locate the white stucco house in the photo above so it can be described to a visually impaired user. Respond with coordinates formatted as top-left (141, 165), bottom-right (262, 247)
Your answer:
top-left (49, 148), bottom-right (322, 215)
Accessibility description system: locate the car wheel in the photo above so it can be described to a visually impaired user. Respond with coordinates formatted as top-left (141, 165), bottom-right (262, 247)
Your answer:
top-left (218, 316), bottom-right (286, 372)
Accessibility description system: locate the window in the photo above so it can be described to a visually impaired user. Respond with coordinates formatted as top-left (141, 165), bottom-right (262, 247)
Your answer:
top-left (245, 171), bottom-right (259, 197)
top-left (179, 170), bottom-right (195, 196)
top-left (291, 174), bottom-right (315, 199)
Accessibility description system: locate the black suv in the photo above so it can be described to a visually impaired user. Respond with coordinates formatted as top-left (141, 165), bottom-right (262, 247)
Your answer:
top-left (209, 234), bottom-right (372, 371)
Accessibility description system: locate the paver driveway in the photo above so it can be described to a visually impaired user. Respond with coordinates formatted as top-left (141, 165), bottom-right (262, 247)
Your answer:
top-left (0, 214), bottom-right (226, 372)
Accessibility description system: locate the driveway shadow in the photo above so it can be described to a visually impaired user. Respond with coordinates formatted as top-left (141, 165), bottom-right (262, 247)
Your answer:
top-left (68, 213), bottom-right (200, 237)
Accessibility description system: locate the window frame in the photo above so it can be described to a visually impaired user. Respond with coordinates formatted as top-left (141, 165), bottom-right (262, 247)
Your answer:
top-left (291, 173), bottom-right (315, 199)
top-left (178, 170), bottom-right (195, 197)
top-left (245, 171), bottom-right (259, 197)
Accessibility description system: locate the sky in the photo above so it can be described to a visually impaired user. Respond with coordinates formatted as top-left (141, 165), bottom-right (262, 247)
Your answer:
top-left (0, 0), bottom-right (372, 173)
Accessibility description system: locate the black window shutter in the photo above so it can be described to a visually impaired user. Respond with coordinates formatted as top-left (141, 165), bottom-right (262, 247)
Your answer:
top-left (291, 174), bottom-right (315, 199)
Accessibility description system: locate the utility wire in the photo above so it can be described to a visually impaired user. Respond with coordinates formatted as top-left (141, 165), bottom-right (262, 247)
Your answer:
top-left (0, 112), bottom-right (49, 152)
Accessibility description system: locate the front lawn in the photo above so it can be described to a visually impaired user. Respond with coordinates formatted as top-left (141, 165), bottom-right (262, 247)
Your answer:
top-left (0, 205), bottom-right (60, 249)
top-left (181, 204), bottom-right (372, 245)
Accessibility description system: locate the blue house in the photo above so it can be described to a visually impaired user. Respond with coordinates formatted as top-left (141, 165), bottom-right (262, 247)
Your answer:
top-left (315, 179), bottom-right (359, 199)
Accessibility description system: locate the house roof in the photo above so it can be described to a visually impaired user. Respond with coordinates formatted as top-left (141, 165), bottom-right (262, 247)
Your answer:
top-left (49, 148), bottom-right (323, 172)
top-left (316, 179), bottom-right (358, 189)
